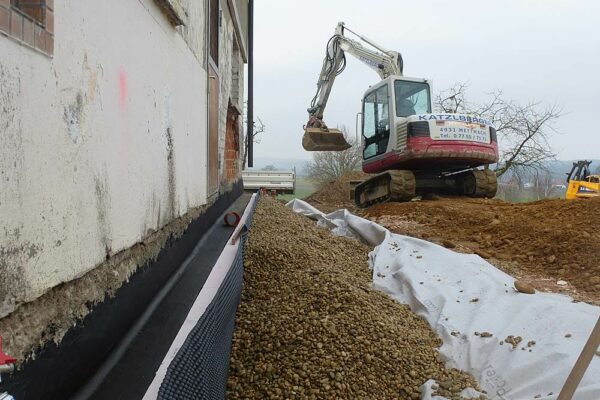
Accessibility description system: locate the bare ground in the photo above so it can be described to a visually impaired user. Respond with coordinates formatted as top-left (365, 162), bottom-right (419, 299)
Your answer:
top-left (361, 197), bottom-right (600, 304)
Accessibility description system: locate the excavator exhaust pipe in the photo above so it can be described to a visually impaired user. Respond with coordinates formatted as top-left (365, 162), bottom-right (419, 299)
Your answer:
top-left (302, 127), bottom-right (352, 152)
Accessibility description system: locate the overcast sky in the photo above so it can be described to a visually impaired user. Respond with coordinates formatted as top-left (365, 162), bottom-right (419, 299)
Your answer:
top-left (252, 0), bottom-right (600, 161)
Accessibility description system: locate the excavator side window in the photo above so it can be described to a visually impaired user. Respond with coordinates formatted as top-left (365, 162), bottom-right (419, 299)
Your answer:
top-left (362, 85), bottom-right (390, 159)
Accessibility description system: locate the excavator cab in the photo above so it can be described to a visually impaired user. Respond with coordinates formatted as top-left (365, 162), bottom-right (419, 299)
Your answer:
top-left (361, 77), bottom-right (431, 160)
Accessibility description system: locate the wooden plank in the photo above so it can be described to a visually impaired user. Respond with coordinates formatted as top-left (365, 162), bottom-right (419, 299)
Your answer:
top-left (557, 315), bottom-right (600, 400)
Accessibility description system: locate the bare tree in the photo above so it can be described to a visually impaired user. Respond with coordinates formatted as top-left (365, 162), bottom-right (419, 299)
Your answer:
top-left (262, 164), bottom-right (276, 171)
top-left (434, 83), bottom-right (561, 178)
top-left (532, 168), bottom-right (555, 200)
top-left (305, 126), bottom-right (362, 186)
top-left (242, 100), bottom-right (265, 169)
top-left (496, 170), bottom-right (525, 202)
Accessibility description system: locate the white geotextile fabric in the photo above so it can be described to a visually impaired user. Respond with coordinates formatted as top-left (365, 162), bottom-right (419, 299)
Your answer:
top-left (286, 199), bottom-right (600, 400)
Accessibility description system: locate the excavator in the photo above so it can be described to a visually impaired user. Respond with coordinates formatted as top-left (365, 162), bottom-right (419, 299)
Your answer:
top-left (565, 160), bottom-right (600, 200)
top-left (303, 22), bottom-right (498, 208)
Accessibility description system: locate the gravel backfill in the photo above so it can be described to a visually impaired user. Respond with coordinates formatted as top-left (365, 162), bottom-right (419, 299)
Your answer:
top-left (226, 196), bottom-right (481, 399)
top-left (303, 172), bottom-right (368, 213)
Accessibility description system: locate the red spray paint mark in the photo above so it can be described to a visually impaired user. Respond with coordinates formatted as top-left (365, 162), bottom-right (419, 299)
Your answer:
top-left (118, 67), bottom-right (127, 110)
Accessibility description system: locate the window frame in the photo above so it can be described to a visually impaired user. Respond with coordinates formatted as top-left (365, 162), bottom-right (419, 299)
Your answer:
top-left (0, 0), bottom-right (54, 56)
top-left (393, 79), bottom-right (432, 118)
top-left (208, 0), bottom-right (219, 66)
top-left (153, 0), bottom-right (186, 26)
top-left (361, 82), bottom-right (391, 160)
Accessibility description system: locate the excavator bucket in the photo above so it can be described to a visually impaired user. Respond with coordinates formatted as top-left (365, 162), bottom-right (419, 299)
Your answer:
top-left (302, 127), bottom-right (352, 151)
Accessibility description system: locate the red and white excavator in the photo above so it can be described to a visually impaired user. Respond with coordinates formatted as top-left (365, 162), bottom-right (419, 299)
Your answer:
top-left (303, 22), bottom-right (498, 208)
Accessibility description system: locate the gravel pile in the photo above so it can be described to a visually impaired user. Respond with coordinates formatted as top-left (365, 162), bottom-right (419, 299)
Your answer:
top-left (304, 171), bottom-right (368, 212)
top-left (226, 196), bottom-right (480, 399)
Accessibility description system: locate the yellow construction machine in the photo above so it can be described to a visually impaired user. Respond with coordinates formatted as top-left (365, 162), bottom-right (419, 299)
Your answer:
top-left (565, 160), bottom-right (599, 200)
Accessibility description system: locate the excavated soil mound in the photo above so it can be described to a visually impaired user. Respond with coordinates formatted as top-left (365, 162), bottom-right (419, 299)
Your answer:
top-left (304, 172), bottom-right (368, 212)
top-left (227, 196), bottom-right (481, 400)
top-left (362, 196), bottom-right (600, 301)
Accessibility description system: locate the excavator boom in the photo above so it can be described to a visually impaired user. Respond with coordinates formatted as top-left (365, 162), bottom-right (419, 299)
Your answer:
top-left (302, 22), bottom-right (403, 152)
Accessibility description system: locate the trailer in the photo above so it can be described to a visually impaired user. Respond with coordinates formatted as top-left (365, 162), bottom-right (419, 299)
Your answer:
top-left (242, 170), bottom-right (296, 194)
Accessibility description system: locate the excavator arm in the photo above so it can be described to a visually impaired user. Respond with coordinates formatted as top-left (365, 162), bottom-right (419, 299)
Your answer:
top-left (303, 22), bottom-right (404, 151)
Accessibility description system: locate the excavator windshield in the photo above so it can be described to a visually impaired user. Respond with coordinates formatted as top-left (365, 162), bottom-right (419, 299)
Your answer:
top-left (394, 80), bottom-right (431, 117)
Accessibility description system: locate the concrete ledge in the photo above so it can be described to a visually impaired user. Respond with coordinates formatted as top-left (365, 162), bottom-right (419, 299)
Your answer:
top-left (153, 0), bottom-right (187, 26)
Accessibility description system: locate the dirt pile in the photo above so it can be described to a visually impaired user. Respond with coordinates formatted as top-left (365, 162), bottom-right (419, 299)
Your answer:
top-left (304, 172), bottom-right (368, 212)
top-left (227, 196), bottom-right (481, 399)
top-left (362, 196), bottom-right (600, 301)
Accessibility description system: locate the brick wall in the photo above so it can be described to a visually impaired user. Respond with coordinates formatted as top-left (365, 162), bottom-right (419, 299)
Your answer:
top-left (224, 103), bottom-right (240, 182)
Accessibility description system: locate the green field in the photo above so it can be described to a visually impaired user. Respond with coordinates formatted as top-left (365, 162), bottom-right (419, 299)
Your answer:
top-left (278, 177), bottom-right (317, 202)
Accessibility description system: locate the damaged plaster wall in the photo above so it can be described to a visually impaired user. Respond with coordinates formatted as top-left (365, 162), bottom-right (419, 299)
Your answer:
top-left (0, 0), bottom-right (216, 322)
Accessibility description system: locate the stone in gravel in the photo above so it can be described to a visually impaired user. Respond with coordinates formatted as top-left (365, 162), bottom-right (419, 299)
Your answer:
top-left (442, 240), bottom-right (456, 249)
top-left (514, 280), bottom-right (535, 294)
top-left (504, 335), bottom-right (523, 349)
top-left (475, 250), bottom-right (492, 259)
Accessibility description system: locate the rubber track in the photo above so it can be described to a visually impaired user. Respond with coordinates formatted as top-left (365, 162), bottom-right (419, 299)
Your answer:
top-left (389, 170), bottom-right (417, 201)
top-left (471, 169), bottom-right (497, 198)
top-left (354, 170), bottom-right (416, 208)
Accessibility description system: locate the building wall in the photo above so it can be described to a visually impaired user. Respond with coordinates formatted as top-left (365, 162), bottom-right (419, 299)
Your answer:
top-left (0, 0), bottom-right (244, 319)
top-left (216, 0), bottom-right (245, 191)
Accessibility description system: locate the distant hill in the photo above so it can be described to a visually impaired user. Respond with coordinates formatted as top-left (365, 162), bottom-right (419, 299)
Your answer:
top-left (247, 157), bottom-right (311, 176)
top-left (498, 159), bottom-right (600, 183)
top-left (546, 159), bottom-right (600, 176)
